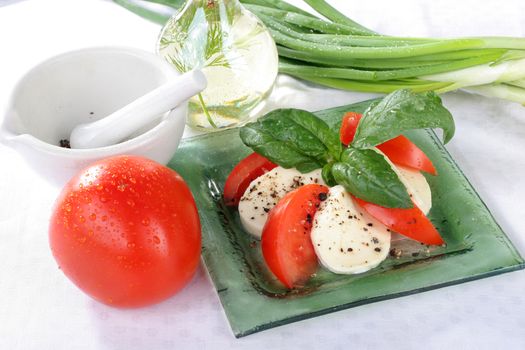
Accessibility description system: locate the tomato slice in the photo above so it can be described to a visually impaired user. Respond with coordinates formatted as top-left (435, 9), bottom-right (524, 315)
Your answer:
top-left (377, 136), bottom-right (437, 176)
top-left (340, 112), bottom-right (437, 175)
top-left (339, 112), bottom-right (361, 145)
top-left (261, 184), bottom-right (329, 288)
top-left (353, 197), bottom-right (444, 246)
top-left (223, 153), bottom-right (277, 206)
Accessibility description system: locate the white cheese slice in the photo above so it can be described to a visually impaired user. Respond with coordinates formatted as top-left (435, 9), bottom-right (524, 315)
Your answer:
top-left (239, 166), bottom-right (324, 238)
top-left (395, 165), bottom-right (432, 215)
top-left (311, 185), bottom-right (391, 274)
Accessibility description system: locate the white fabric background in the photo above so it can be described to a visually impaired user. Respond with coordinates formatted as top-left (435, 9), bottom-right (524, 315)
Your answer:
top-left (0, 1), bottom-right (524, 349)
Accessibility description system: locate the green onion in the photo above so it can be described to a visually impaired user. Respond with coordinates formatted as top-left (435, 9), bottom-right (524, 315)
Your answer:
top-left (466, 84), bottom-right (525, 104)
top-left (115, 0), bottom-right (525, 105)
top-left (280, 53), bottom-right (503, 82)
top-left (240, 0), bottom-right (315, 18)
top-left (301, 0), bottom-right (377, 35)
top-left (507, 79), bottom-right (525, 89)
top-left (243, 4), bottom-right (365, 35)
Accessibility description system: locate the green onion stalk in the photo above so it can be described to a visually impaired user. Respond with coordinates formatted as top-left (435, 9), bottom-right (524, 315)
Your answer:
top-left (115, 0), bottom-right (525, 105)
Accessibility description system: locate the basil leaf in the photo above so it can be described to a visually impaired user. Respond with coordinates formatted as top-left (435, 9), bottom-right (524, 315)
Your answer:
top-left (352, 90), bottom-right (455, 149)
top-left (322, 163), bottom-right (337, 187)
top-left (279, 109), bottom-right (342, 161)
top-left (240, 126), bottom-right (322, 172)
top-left (332, 148), bottom-right (413, 208)
top-left (256, 110), bottom-right (327, 161)
top-left (240, 109), bottom-right (341, 172)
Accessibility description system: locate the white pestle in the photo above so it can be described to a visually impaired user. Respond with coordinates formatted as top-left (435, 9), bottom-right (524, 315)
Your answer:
top-left (70, 69), bottom-right (207, 149)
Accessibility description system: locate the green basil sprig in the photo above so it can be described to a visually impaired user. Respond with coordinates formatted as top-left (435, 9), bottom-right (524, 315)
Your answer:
top-left (240, 109), bottom-right (341, 172)
top-left (333, 148), bottom-right (412, 208)
top-left (239, 89), bottom-right (455, 208)
top-left (352, 90), bottom-right (455, 149)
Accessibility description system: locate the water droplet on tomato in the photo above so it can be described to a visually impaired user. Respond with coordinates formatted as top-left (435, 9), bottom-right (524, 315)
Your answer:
top-left (153, 235), bottom-right (161, 244)
top-left (89, 213), bottom-right (96, 221)
top-left (127, 242), bottom-right (135, 249)
top-left (141, 218), bottom-right (150, 226)
top-left (127, 200), bottom-right (135, 207)
top-left (79, 215), bottom-right (86, 223)
top-left (101, 215), bottom-right (108, 222)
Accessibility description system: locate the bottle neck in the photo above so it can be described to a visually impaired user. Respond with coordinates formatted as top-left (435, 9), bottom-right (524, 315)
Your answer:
top-left (184, 0), bottom-right (243, 24)
top-left (191, 0), bottom-right (242, 9)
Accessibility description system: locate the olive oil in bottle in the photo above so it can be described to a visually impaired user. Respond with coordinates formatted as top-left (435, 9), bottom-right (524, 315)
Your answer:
top-left (157, 0), bottom-right (278, 131)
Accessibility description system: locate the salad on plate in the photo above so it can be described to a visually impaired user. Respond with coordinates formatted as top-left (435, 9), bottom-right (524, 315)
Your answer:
top-left (223, 89), bottom-right (455, 288)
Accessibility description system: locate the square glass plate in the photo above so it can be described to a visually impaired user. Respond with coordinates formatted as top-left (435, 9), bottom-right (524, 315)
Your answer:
top-left (168, 99), bottom-right (524, 337)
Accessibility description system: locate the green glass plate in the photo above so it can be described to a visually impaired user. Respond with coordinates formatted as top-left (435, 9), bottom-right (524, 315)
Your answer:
top-left (168, 99), bottom-right (524, 338)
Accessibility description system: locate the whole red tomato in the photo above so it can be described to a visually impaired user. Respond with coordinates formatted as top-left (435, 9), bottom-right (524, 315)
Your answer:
top-left (49, 155), bottom-right (201, 308)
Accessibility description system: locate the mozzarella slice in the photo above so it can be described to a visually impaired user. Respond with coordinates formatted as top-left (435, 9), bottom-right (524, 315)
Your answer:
top-left (395, 165), bottom-right (432, 215)
top-left (239, 166), bottom-right (324, 238)
top-left (373, 148), bottom-right (432, 215)
top-left (311, 185), bottom-right (391, 274)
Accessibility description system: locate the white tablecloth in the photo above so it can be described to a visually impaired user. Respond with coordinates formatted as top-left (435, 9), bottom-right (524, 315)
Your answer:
top-left (1, 1), bottom-right (524, 349)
